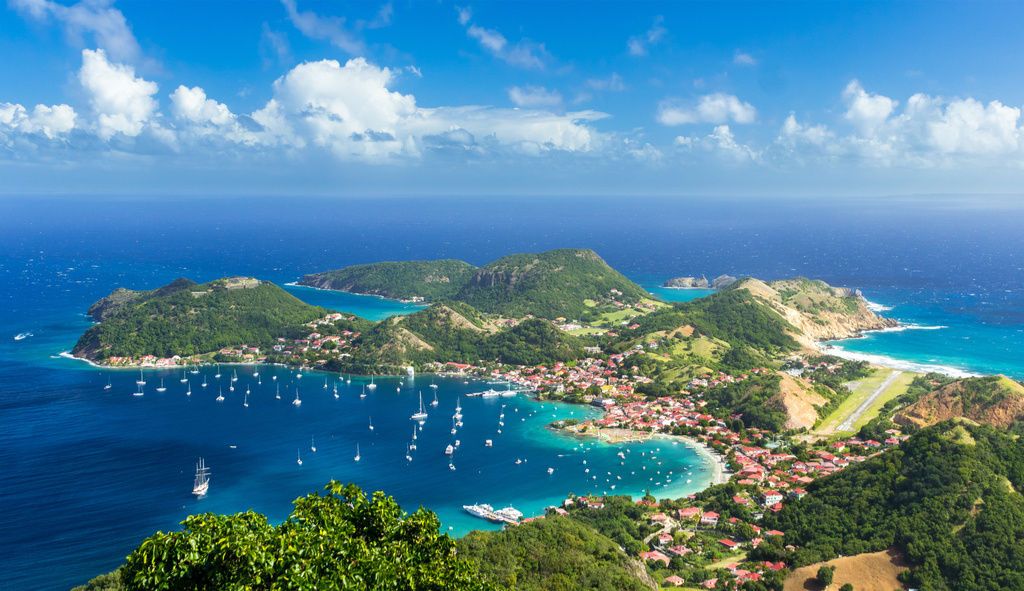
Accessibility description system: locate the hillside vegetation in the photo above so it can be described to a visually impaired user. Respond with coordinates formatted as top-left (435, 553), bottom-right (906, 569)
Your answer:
top-left (72, 278), bottom-right (331, 360)
top-left (299, 259), bottom-right (478, 301)
top-left (757, 421), bottom-right (1024, 591)
top-left (894, 375), bottom-right (1024, 429)
top-left (299, 249), bottom-right (649, 321)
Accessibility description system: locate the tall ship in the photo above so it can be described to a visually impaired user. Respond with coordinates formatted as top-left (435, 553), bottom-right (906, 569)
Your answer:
top-left (192, 458), bottom-right (210, 496)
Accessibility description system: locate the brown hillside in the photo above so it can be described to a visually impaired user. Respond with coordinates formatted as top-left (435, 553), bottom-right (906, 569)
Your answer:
top-left (894, 375), bottom-right (1024, 429)
top-left (784, 548), bottom-right (908, 591)
top-left (767, 373), bottom-right (828, 430)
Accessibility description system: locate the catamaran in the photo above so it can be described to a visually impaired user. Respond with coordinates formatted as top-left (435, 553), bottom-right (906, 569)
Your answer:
top-left (156, 379), bottom-right (166, 393)
top-left (292, 389), bottom-right (301, 406)
top-left (411, 392), bottom-right (428, 421)
top-left (136, 369), bottom-right (146, 386)
top-left (104, 376), bottom-right (112, 390)
top-left (367, 375), bottom-right (376, 390)
top-left (192, 458), bottom-right (210, 496)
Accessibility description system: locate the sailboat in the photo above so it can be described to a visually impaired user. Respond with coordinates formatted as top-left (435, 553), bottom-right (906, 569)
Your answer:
top-left (369, 416), bottom-right (373, 431)
top-left (297, 449), bottom-right (302, 465)
top-left (346, 375), bottom-right (351, 384)
top-left (156, 379), bottom-right (166, 393)
top-left (324, 377), bottom-right (328, 389)
top-left (192, 458), bottom-right (210, 496)
top-left (410, 426), bottom-right (417, 450)
top-left (451, 416), bottom-right (457, 435)
top-left (311, 436), bottom-right (316, 452)
top-left (104, 376), bottom-right (112, 390)
top-left (136, 369), bottom-right (146, 386)
top-left (243, 391), bottom-right (248, 407)
top-left (292, 389), bottom-right (301, 406)
top-left (201, 376), bottom-right (207, 387)
top-left (246, 384), bottom-right (250, 395)
top-left (334, 382), bottom-right (339, 399)
top-left (354, 444), bottom-right (360, 462)
top-left (216, 387), bottom-right (224, 402)
top-left (232, 369), bottom-right (238, 382)
top-left (367, 375), bottom-right (376, 390)
top-left (455, 398), bottom-right (462, 413)
top-left (360, 385), bottom-right (366, 399)
top-left (190, 365), bottom-right (199, 374)
top-left (133, 384), bottom-right (144, 396)
top-left (180, 371), bottom-right (188, 383)
top-left (253, 368), bottom-right (258, 377)
top-left (430, 377), bottom-right (438, 390)
top-left (276, 383), bottom-right (281, 399)
top-left (215, 365), bottom-right (221, 378)
top-left (411, 392), bottom-right (428, 421)
top-left (406, 444), bottom-right (412, 462)
top-left (431, 392), bottom-right (438, 406)
top-left (187, 382), bottom-right (192, 396)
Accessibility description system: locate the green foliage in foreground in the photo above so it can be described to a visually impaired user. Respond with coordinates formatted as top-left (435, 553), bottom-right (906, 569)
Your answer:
top-left (756, 422), bottom-right (1024, 591)
top-left (74, 280), bottom-right (331, 360)
top-left (456, 515), bottom-right (650, 591)
top-left (71, 569), bottom-right (123, 591)
top-left (121, 481), bottom-right (494, 591)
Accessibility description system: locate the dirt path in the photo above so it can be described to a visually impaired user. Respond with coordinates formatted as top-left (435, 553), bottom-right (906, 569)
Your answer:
top-left (837, 370), bottom-right (902, 432)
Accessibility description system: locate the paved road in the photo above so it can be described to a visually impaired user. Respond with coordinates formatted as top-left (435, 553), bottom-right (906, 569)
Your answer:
top-left (837, 370), bottom-right (903, 432)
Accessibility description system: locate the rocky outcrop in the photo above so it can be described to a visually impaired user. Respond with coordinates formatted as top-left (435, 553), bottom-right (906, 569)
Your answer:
top-left (767, 373), bottom-right (829, 430)
top-left (710, 274), bottom-right (738, 289)
top-left (894, 376), bottom-right (1024, 429)
top-left (662, 275), bottom-right (709, 288)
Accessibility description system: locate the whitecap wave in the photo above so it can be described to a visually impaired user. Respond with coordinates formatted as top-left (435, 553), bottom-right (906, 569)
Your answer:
top-left (866, 324), bottom-right (948, 333)
top-left (824, 345), bottom-right (980, 378)
top-left (863, 299), bottom-right (893, 312)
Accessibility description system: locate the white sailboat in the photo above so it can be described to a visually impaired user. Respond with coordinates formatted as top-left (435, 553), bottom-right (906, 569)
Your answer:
top-left (104, 376), bottom-right (112, 390)
top-left (215, 365), bottom-right (221, 378)
top-left (187, 382), bottom-right (192, 396)
top-left (410, 426), bottom-right (417, 451)
top-left (324, 377), bottom-right (328, 389)
top-left (411, 392), bottom-right (428, 421)
top-left (156, 379), bottom-right (166, 393)
top-left (297, 449), bottom-right (302, 465)
top-left (180, 371), bottom-right (188, 383)
top-left (406, 444), bottom-right (412, 462)
top-left (292, 388), bottom-right (301, 406)
top-left (431, 392), bottom-right (438, 406)
top-left (369, 416), bottom-right (373, 431)
top-left (346, 374), bottom-right (351, 384)
top-left (311, 436), bottom-right (316, 452)
top-left (243, 391), bottom-right (248, 407)
top-left (216, 387), bottom-right (224, 402)
top-left (276, 383), bottom-right (280, 399)
top-left (192, 458), bottom-right (210, 495)
top-left (253, 368), bottom-right (258, 377)
top-left (360, 385), bottom-right (366, 399)
top-left (334, 382), bottom-right (338, 398)
top-left (190, 365), bottom-right (199, 374)
top-left (202, 376), bottom-right (207, 387)
top-left (455, 398), bottom-right (462, 413)
top-left (133, 384), bottom-right (144, 396)
top-left (367, 375), bottom-right (376, 390)
top-left (232, 369), bottom-right (238, 382)
top-left (354, 443), bottom-right (360, 462)
top-left (136, 369), bottom-right (146, 386)
top-left (430, 377), bottom-right (438, 390)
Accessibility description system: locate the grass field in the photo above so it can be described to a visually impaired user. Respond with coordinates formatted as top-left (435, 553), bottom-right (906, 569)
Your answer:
top-left (784, 548), bottom-right (908, 591)
top-left (815, 369), bottom-right (918, 435)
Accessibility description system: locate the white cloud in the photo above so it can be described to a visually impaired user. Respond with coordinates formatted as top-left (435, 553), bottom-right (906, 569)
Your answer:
top-left (260, 23), bottom-right (292, 69)
top-left (627, 16), bottom-right (666, 57)
top-left (915, 95), bottom-right (1020, 154)
top-left (0, 102), bottom-right (76, 138)
top-left (170, 86), bottom-right (234, 126)
top-left (672, 125), bottom-right (760, 163)
top-left (456, 5), bottom-right (472, 26)
top-left (585, 73), bottom-right (625, 92)
top-left (366, 2), bottom-right (393, 29)
top-left (508, 86), bottom-right (562, 109)
top-left (733, 50), bottom-right (757, 66)
top-left (11, 0), bottom-right (145, 65)
top-left (657, 93), bottom-right (756, 125)
top-left (281, 0), bottom-right (364, 54)
top-left (405, 65), bottom-right (422, 77)
top-left (78, 48), bottom-right (158, 140)
top-left (842, 80), bottom-right (897, 135)
top-left (466, 24), bottom-right (549, 69)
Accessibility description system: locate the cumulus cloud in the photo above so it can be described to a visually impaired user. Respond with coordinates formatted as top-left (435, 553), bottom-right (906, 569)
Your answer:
top-left (508, 86), bottom-right (562, 110)
top-left (78, 48), bottom-right (158, 140)
top-left (842, 80), bottom-right (897, 135)
top-left (657, 93), bottom-right (757, 126)
top-left (0, 102), bottom-right (77, 139)
top-left (11, 0), bottom-right (146, 65)
top-left (733, 50), bottom-right (757, 66)
top-left (585, 73), bottom-right (625, 92)
top-left (465, 24), bottom-right (549, 69)
top-left (456, 5), bottom-right (472, 26)
top-left (627, 16), bottom-right (666, 57)
top-left (674, 125), bottom-right (760, 163)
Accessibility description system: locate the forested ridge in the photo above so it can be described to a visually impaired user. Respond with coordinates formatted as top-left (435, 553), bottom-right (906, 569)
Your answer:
top-left (299, 259), bottom-right (479, 301)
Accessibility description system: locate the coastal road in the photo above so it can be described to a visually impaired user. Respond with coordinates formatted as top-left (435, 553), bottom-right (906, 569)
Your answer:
top-left (837, 370), bottom-right (902, 432)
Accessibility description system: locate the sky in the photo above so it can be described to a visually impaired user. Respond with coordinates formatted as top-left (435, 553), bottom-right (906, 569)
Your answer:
top-left (3, 0), bottom-right (1024, 196)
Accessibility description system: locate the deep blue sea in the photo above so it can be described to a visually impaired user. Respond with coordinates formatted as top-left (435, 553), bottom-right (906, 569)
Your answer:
top-left (3, 195), bottom-right (1024, 590)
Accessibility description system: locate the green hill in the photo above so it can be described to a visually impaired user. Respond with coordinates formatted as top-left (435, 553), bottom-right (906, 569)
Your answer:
top-left (894, 375), bottom-right (1024, 429)
top-left (72, 277), bottom-right (332, 360)
top-left (298, 259), bottom-right (478, 301)
top-left (298, 249), bottom-right (650, 320)
top-left (756, 421), bottom-right (1024, 590)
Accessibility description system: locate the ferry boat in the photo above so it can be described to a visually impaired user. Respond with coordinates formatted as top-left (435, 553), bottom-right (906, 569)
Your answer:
top-left (192, 458), bottom-right (210, 495)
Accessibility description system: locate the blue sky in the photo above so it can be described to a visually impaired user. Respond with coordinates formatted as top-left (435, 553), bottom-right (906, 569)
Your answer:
top-left (3, 0), bottom-right (1024, 196)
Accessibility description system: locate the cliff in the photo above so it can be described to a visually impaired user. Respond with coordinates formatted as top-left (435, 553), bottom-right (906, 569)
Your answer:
top-left (663, 275), bottom-right (709, 288)
top-left (893, 375), bottom-right (1024, 429)
top-left (726, 277), bottom-right (898, 352)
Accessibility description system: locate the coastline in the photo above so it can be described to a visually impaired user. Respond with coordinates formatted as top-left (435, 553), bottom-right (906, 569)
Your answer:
top-left (283, 282), bottom-right (428, 306)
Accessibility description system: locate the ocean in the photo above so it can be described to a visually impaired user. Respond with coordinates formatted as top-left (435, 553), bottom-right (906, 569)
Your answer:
top-left (3, 194), bottom-right (1024, 589)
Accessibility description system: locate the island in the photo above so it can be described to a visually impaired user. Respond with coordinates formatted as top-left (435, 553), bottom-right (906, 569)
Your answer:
top-left (72, 254), bottom-right (1024, 591)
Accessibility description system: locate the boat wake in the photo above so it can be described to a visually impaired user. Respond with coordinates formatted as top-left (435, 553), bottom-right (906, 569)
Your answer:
top-left (14, 331), bottom-right (33, 340)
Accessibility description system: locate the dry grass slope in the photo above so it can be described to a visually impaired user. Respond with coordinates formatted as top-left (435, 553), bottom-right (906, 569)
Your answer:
top-left (784, 548), bottom-right (909, 591)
